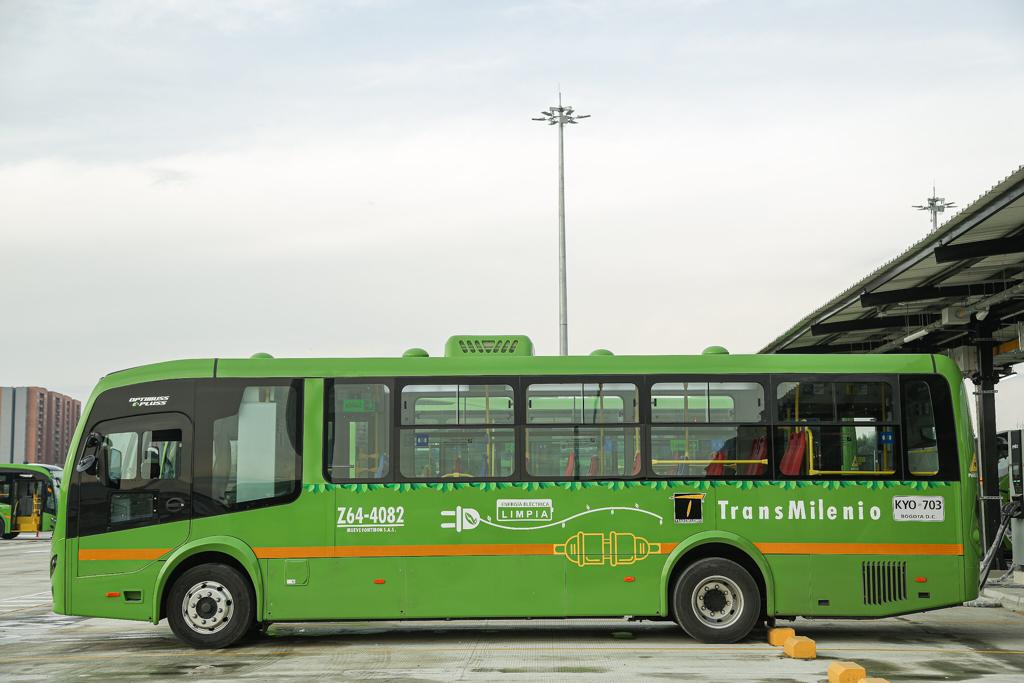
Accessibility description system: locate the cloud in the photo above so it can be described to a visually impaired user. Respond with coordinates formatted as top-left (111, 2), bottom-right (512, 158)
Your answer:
top-left (148, 167), bottom-right (194, 186)
top-left (1, 0), bottom-right (1023, 400)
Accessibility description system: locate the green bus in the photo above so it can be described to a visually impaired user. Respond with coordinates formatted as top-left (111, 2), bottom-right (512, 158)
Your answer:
top-left (51, 336), bottom-right (979, 649)
top-left (1, 463), bottom-right (60, 539)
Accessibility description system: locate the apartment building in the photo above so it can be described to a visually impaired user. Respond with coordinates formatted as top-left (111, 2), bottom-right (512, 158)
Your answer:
top-left (0, 386), bottom-right (82, 466)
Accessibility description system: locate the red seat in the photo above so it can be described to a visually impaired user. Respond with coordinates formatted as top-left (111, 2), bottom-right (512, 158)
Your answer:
top-left (778, 432), bottom-right (797, 470)
top-left (740, 437), bottom-right (767, 476)
top-left (705, 449), bottom-right (727, 476)
top-left (564, 450), bottom-right (576, 477)
top-left (587, 457), bottom-right (600, 476)
top-left (779, 431), bottom-right (806, 476)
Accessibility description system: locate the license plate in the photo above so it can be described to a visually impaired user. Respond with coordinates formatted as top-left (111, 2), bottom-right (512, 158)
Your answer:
top-left (892, 495), bottom-right (944, 522)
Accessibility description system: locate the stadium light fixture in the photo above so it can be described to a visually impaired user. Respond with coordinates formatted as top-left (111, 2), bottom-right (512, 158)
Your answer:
top-left (913, 183), bottom-right (957, 232)
top-left (533, 91), bottom-right (590, 356)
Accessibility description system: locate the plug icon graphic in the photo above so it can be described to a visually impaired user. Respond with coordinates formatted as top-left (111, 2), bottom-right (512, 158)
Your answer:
top-left (440, 506), bottom-right (481, 533)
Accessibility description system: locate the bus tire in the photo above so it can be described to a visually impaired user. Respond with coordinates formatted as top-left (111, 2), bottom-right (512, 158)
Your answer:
top-left (166, 563), bottom-right (254, 649)
top-left (246, 621), bottom-right (271, 640)
top-left (671, 557), bottom-right (760, 644)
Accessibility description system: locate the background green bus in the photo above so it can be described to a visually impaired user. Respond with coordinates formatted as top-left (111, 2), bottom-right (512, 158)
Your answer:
top-left (1, 463), bottom-right (60, 539)
top-left (52, 336), bottom-right (979, 648)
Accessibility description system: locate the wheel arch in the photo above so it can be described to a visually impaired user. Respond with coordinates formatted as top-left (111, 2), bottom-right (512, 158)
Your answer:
top-left (153, 536), bottom-right (263, 624)
top-left (659, 531), bottom-right (775, 617)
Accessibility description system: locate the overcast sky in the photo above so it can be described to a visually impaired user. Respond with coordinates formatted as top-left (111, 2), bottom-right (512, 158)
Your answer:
top-left (2, 0), bottom-right (1023, 420)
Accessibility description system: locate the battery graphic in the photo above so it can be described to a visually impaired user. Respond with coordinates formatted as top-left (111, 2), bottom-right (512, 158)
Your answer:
top-left (673, 493), bottom-right (705, 524)
top-left (554, 531), bottom-right (661, 567)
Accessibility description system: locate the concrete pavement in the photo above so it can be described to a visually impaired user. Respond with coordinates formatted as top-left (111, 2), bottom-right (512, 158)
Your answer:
top-left (3, 536), bottom-right (1024, 681)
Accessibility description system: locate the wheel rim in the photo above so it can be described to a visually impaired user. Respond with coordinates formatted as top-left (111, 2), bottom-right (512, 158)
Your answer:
top-left (691, 574), bottom-right (744, 629)
top-left (181, 580), bottom-right (235, 635)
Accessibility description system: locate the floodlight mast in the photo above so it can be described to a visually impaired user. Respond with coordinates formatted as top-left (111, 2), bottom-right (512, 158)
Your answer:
top-left (913, 183), bottom-right (957, 232)
top-left (532, 92), bottom-right (590, 356)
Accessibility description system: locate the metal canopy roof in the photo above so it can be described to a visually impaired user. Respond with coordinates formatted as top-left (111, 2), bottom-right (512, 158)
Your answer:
top-left (761, 165), bottom-right (1024, 376)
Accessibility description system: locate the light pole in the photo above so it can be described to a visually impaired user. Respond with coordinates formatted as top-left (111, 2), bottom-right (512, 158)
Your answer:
top-left (913, 184), bottom-right (957, 232)
top-left (533, 92), bottom-right (589, 356)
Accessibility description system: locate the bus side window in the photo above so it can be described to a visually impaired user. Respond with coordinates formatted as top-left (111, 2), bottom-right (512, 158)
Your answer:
top-left (44, 483), bottom-right (56, 515)
top-left (773, 380), bottom-right (897, 478)
top-left (526, 382), bottom-right (638, 480)
top-left (102, 431), bottom-right (138, 489)
top-left (194, 381), bottom-right (302, 516)
top-left (399, 384), bottom-right (515, 481)
top-left (649, 381), bottom-right (766, 478)
top-left (902, 376), bottom-right (957, 480)
top-left (326, 383), bottom-right (391, 482)
top-left (903, 380), bottom-right (938, 475)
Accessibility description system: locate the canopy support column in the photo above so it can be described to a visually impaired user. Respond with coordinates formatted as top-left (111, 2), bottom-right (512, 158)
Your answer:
top-left (973, 320), bottom-right (1002, 566)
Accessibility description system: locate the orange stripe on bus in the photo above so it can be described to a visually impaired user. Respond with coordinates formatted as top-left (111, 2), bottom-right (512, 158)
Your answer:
top-left (754, 542), bottom-right (963, 556)
top-left (78, 548), bottom-right (171, 561)
top-left (75, 543), bottom-right (680, 562)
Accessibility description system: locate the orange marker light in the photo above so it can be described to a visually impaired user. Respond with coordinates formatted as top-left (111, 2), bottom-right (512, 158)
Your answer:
top-left (105, 592), bottom-right (121, 598)
top-left (373, 578), bottom-right (385, 585)
top-left (624, 576), bottom-right (636, 583)
top-left (915, 577), bottom-right (927, 583)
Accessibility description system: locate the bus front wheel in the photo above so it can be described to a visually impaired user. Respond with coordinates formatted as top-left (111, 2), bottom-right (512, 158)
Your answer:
top-left (671, 557), bottom-right (760, 644)
top-left (167, 563), bottom-right (254, 649)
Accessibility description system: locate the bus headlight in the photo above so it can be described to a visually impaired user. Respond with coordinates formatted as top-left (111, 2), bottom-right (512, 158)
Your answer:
top-left (50, 554), bottom-right (58, 578)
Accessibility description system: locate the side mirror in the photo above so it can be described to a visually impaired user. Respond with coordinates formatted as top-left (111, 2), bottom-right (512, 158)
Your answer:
top-left (76, 453), bottom-right (97, 474)
top-left (76, 432), bottom-right (103, 475)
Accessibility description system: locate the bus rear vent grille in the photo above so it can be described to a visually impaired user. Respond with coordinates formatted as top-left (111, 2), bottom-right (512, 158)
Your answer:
top-left (460, 338), bottom-right (518, 354)
top-left (861, 561), bottom-right (907, 605)
top-left (444, 335), bottom-right (534, 357)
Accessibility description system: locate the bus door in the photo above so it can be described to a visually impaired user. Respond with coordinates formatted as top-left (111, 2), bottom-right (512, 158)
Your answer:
top-left (10, 472), bottom-right (47, 532)
top-left (71, 413), bottom-right (192, 580)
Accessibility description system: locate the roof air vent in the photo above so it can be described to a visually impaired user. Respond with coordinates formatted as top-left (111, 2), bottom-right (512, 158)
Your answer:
top-left (590, 349), bottom-right (614, 356)
top-left (403, 347), bottom-right (429, 358)
top-left (444, 335), bottom-right (534, 357)
top-left (702, 345), bottom-right (729, 355)
top-left (250, 352), bottom-right (274, 359)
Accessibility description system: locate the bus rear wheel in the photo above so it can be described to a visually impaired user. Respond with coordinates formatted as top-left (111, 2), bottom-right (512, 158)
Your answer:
top-left (167, 563), bottom-right (254, 649)
top-left (672, 557), bottom-right (760, 644)
top-left (0, 520), bottom-right (17, 540)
